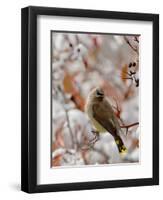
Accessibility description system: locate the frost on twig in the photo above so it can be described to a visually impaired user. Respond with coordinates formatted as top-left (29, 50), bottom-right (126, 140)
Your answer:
top-left (124, 36), bottom-right (139, 54)
top-left (57, 85), bottom-right (77, 149)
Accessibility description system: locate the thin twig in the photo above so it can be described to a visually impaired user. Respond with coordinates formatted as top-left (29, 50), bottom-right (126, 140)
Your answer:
top-left (112, 98), bottom-right (125, 126)
top-left (80, 129), bottom-right (100, 151)
top-left (120, 122), bottom-right (139, 135)
top-left (120, 122), bottom-right (139, 129)
top-left (124, 36), bottom-right (138, 54)
top-left (57, 86), bottom-right (77, 149)
top-left (134, 36), bottom-right (139, 43)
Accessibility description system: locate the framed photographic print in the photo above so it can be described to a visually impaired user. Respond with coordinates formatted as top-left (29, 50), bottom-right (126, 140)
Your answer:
top-left (21, 6), bottom-right (159, 193)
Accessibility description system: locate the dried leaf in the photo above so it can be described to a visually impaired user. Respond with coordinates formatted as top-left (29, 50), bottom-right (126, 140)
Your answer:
top-left (52, 122), bottom-right (65, 150)
top-left (121, 64), bottom-right (128, 83)
top-left (63, 72), bottom-right (85, 111)
top-left (52, 155), bottom-right (62, 166)
top-left (63, 72), bottom-right (74, 94)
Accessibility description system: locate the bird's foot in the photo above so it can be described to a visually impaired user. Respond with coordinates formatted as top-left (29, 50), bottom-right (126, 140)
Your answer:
top-left (80, 130), bottom-right (100, 150)
top-left (90, 130), bottom-right (100, 145)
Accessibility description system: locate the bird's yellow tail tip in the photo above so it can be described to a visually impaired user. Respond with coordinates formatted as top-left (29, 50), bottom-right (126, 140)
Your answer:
top-left (115, 138), bottom-right (127, 155)
top-left (119, 145), bottom-right (128, 155)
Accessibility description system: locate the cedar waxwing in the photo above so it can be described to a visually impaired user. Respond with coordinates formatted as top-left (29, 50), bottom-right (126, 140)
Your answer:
top-left (85, 87), bottom-right (127, 154)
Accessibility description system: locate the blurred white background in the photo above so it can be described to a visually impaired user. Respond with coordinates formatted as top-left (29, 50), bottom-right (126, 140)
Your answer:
top-left (0, 0), bottom-right (161, 199)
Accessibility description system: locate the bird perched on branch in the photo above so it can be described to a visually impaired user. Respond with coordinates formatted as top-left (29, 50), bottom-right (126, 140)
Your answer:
top-left (85, 87), bottom-right (127, 154)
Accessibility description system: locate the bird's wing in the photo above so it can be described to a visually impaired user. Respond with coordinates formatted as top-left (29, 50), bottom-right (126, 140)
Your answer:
top-left (92, 100), bottom-right (117, 136)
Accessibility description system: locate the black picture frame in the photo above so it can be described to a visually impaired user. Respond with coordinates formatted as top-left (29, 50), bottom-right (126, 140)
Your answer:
top-left (21, 6), bottom-right (159, 193)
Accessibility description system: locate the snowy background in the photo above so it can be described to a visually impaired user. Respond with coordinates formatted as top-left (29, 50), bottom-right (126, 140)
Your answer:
top-left (51, 32), bottom-right (139, 167)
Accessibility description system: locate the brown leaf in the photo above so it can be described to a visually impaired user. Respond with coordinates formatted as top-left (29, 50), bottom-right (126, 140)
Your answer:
top-left (63, 72), bottom-right (85, 111)
top-left (121, 64), bottom-right (128, 83)
top-left (52, 122), bottom-right (65, 151)
top-left (52, 155), bottom-right (62, 167)
top-left (63, 72), bottom-right (74, 94)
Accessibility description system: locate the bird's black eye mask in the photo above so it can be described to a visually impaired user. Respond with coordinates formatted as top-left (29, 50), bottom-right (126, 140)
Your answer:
top-left (96, 89), bottom-right (104, 97)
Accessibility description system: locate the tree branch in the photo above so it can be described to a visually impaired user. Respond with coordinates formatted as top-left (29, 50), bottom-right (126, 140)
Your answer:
top-left (120, 122), bottom-right (139, 129)
top-left (57, 86), bottom-right (77, 149)
top-left (124, 36), bottom-right (139, 54)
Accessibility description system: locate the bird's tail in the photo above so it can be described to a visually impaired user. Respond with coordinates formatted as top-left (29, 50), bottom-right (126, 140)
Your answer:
top-left (114, 135), bottom-right (127, 154)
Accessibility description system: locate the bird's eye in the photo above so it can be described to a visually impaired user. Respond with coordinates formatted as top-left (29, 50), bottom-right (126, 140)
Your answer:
top-left (96, 89), bottom-right (104, 96)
